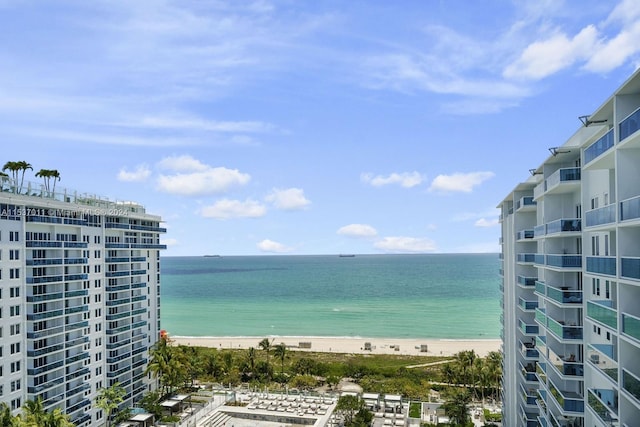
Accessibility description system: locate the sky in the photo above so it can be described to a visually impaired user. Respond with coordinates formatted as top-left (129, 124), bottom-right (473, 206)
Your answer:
top-left (2, 0), bottom-right (640, 256)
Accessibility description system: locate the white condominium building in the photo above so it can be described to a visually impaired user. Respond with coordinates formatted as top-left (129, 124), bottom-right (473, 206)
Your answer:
top-left (0, 178), bottom-right (166, 426)
top-left (499, 68), bottom-right (640, 427)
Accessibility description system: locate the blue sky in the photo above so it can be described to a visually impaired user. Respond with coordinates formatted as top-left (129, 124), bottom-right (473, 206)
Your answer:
top-left (2, 0), bottom-right (640, 256)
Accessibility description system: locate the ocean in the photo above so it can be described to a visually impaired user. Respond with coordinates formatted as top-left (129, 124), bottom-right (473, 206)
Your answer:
top-left (160, 253), bottom-right (501, 339)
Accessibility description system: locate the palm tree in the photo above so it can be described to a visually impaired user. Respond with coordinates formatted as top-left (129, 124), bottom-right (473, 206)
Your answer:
top-left (43, 407), bottom-right (74, 427)
top-left (258, 338), bottom-right (273, 379)
top-left (442, 390), bottom-right (471, 426)
top-left (16, 160), bottom-right (33, 193)
top-left (246, 347), bottom-right (257, 376)
top-left (96, 382), bottom-right (126, 427)
top-left (22, 398), bottom-right (47, 426)
top-left (273, 342), bottom-right (287, 375)
top-left (35, 169), bottom-right (61, 195)
top-left (2, 161), bottom-right (20, 189)
top-left (0, 402), bottom-right (19, 426)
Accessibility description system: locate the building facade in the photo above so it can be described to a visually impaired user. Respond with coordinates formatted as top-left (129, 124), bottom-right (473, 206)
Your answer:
top-left (0, 179), bottom-right (165, 426)
top-left (499, 69), bottom-right (640, 427)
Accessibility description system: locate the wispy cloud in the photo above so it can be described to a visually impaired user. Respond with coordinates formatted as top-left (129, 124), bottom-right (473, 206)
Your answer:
top-left (337, 224), bottom-right (378, 238)
top-left (200, 198), bottom-right (267, 219)
top-left (475, 218), bottom-right (500, 228)
top-left (265, 188), bottom-right (311, 210)
top-left (374, 236), bottom-right (437, 253)
top-left (156, 155), bottom-right (209, 172)
top-left (257, 239), bottom-right (293, 253)
top-left (360, 171), bottom-right (424, 188)
top-left (117, 164), bottom-right (151, 182)
top-left (429, 171), bottom-right (495, 193)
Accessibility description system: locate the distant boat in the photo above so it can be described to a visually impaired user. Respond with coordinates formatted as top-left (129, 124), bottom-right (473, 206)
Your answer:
top-left (203, 255), bottom-right (221, 258)
top-left (339, 254), bottom-right (355, 257)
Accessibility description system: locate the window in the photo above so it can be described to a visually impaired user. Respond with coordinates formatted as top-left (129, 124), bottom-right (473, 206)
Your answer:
top-left (605, 281), bottom-right (610, 299)
top-left (9, 287), bottom-right (19, 298)
top-left (10, 305), bottom-right (19, 317)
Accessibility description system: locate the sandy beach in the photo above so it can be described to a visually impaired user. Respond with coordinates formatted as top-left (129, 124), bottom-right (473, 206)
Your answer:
top-left (170, 336), bottom-right (501, 357)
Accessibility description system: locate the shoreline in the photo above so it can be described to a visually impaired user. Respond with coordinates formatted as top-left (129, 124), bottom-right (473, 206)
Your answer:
top-left (170, 335), bottom-right (501, 357)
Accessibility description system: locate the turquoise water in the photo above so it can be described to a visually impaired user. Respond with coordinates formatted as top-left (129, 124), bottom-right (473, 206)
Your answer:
top-left (160, 254), bottom-right (501, 339)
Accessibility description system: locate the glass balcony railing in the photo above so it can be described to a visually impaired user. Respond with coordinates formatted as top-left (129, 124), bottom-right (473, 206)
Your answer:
top-left (536, 336), bottom-right (547, 358)
top-left (547, 316), bottom-right (583, 340)
top-left (519, 297), bottom-right (539, 311)
top-left (621, 195), bottom-right (640, 221)
top-left (622, 368), bottom-right (640, 403)
top-left (585, 128), bottom-right (614, 164)
top-left (621, 257), bottom-right (640, 280)
top-left (536, 362), bottom-right (547, 384)
top-left (587, 343), bottom-right (618, 383)
top-left (587, 389), bottom-right (618, 425)
top-left (520, 340), bottom-right (539, 359)
top-left (534, 224), bottom-right (546, 237)
top-left (585, 203), bottom-right (616, 227)
top-left (546, 219), bottom-right (581, 234)
top-left (520, 362), bottom-right (538, 383)
top-left (586, 256), bottom-right (616, 276)
top-left (546, 287), bottom-right (582, 305)
top-left (517, 229), bottom-right (535, 240)
top-left (546, 167), bottom-right (581, 191)
top-left (520, 319), bottom-right (539, 335)
top-left (534, 254), bottom-right (545, 264)
top-left (619, 106), bottom-right (640, 142)
top-left (622, 312), bottom-right (640, 342)
top-left (516, 196), bottom-right (537, 210)
top-left (535, 280), bottom-right (546, 296)
top-left (518, 276), bottom-right (537, 287)
top-left (587, 301), bottom-right (617, 329)
top-left (518, 253), bottom-right (537, 263)
top-left (548, 380), bottom-right (584, 413)
top-left (535, 308), bottom-right (547, 326)
top-left (548, 346), bottom-right (583, 377)
top-left (546, 255), bottom-right (582, 268)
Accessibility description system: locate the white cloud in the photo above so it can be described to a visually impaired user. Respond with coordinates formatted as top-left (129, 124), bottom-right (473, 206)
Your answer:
top-left (429, 171), bottom-right (495, 193)
top-left (257, 239), bottom-right (292, 253)
top-left (584, 21), bottom-right (640, 73)
top-left (374, 236), bottom-right (437, 253)
top-left (200, 199), bottom-right (267, 219)
top-left (503, 26), bottom-right (599, 80)
top-left (265, 188), bottom-right (311, 210)
top-left (337, 224), bottom-right (378, 238)
top-left (475, 218), bottom-right (500, 227)
top-left (157, 167), bottom-right (250, 196)
top-left (133, 116), bottom-right (275, 133)
top-left (157, 155), bottom-right (209, 172)
top-left (117, 164), bottom-right (151, 182)
top-left (361, 171), bottom-right (424, 188)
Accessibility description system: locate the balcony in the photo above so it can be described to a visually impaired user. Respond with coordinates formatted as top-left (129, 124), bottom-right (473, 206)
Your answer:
top-left (64, 289), bottom-right (88, 298)
top-left (27, 309), bottom-right (64, 321)
top-left (621, 257), bottom-right (640, 280)
top-left (26, 258), bottom-right (63, 266)
top-left (619, 106), bottom-right (640, 142)
top-left (518, 276), bottom-right (537, 288)
top-left (520, 319), bottom-right (539, 335)
top-left (585, 204), bottom-right (616, 227)
top-left (546, 168), bottom-right (581, 195)
top-left (516, 196), bottom-right (537, 211)
top-left (517, 253), bottom-right (537, 263)
top-left (586, 301), bottom-right (617, 329)
top-left (546, 219), bottom-right (581, 235)
top-left (622, 368), bottom-right (640, 403)
top-left (26, 275), bottom-right (64, 284)
top-left (27, 292), bottom-right (63, 302)
top-left (521, 340), bottom-right (539, 359)
top-left (548, 347), bottom-right (583, 377)
top-left (587, 389), bottom-right (618, 426)
top-left (546, 255), bottom-right (582, 269)
top-left (547, 316), bottom-right (583, 341)
top-left (64, 258), bottom-right (87, 265)
top-left (546, 286), bottom-right (582, 305)
top-left (520, 361), bottom-right (538, 383)
top-left (584, 128), bottom-right (615, 164)
top-left (519, 297), bottom-right (539, 311)
top-left (548, 380), bottom-right (584, 414)
top-left (517, 229), bottom-right (535, 240)
top-left (586, 256), bottom-right (616, 276)
top-left (622, 312), bottom-right (640, 342)
top-left (620, 195), bottom-right (640, 221)
top-left (587, 344), bottom-right (618, 383)
top-left (534, 224), bottom-right (546, 237)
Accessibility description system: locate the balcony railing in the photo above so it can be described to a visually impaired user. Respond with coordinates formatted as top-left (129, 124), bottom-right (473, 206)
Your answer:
top-left (519, 297), bottom-right (539, 311)
top-left (621, 257), bottom-right (640, 280)
top-left (585, 203), bottom-right (616, 227)
top-left (517, 253), bottom-right (537, 263)
top-left (584, 128), bottom-right (614, 164)
top-left (620, 195), bottom-right (640, 221)
top-left (619, 106), bottom-right (640, 142)
top-left (516, 196), bottom-right (537, 210)
top-left (546, 167), bottom-right (581, 190)
top-left (622, 312), bottom-right (640, 342)
top-left (519, 319), bottom-right (539, 335)
top-left (547, 316), bottom-right (583, 341)
top-left (587, 343), bottom-right (618, 383)
top-left (546, 219), bottom-right (581, 234)
top-left (586, 301), bottom-right (617, 329)
top-left (548, 380), bottom-right (584, 413)
top-left (622, 368), bottom-right (640, 403)
top-left (546, 287), bottom-right (582, 305)
top-left (587, 389), bottom-right (618, 425)
top-left (586, 256), bottom-right (616, 276)
top-left (517, 229), bottom-right (535, 240)
top-left (546, 255), bottom-right (582, 269)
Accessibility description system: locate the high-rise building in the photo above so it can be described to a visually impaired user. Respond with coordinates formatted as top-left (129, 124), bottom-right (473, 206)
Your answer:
top-left (0, 178), bottom-right (165, 426)
top-left (499, 68), bottom-right (640, 427)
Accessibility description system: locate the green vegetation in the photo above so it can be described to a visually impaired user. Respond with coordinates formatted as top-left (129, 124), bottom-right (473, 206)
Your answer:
top-left (0, 400), bottom-right (75, 427)
top-left (96, 382), bottom-right (126, 427)
top-left (409, 401), bottom-right (421, 418)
